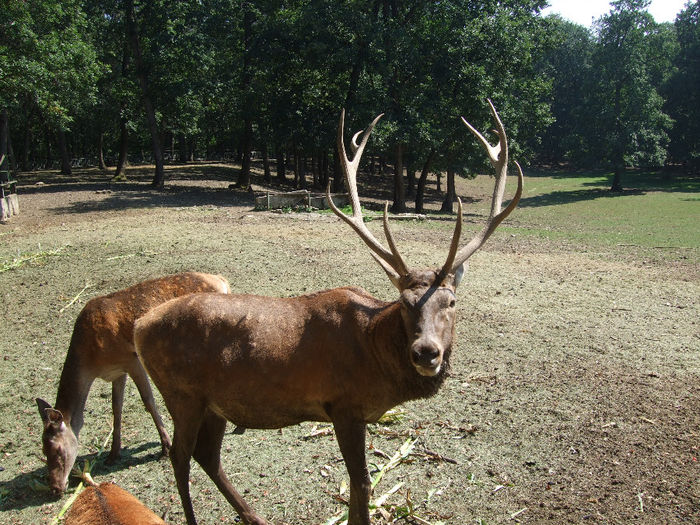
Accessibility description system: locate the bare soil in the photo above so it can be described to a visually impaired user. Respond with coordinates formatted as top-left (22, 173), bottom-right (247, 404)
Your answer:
top-left (0, 164), bottom-right (698, 524)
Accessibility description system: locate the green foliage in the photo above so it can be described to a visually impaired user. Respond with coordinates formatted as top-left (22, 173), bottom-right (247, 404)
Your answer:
top-left (3, 0), bottom-right (694, 187)
top-left (537, 17), bottom-right (595, 164)
top-left (1, 0), bottom-right (100, 128)
top-left (666, 1), bottom-right (700, 171)
top-left (589, 0), bottom-right (672, 176)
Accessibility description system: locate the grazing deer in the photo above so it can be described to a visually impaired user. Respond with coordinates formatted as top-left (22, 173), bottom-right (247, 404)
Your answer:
top-left (134, 100), bottom-right (523, 525)
top-left (36, 272), bottom-right (231, 496)
top-left (65, 473), bottom-right (166, 525)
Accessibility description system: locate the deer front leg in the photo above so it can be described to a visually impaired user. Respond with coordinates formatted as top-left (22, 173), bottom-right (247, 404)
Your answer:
top-left (334, 418), bottom-right (371, 525)
top-left (106, 374), bottom-right (128, 465)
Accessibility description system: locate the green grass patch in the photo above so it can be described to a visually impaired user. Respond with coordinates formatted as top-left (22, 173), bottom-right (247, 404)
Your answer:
top-left (513, 169), bottom-right (699, 250)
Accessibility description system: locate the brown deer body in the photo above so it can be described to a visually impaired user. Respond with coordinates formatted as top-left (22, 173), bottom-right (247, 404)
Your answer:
top-left (65, 480), bottom-right (166, 525)
top-left (36, 272), bottom-right (231, 496)
top-left (134, 102), bottom-right (523, 525)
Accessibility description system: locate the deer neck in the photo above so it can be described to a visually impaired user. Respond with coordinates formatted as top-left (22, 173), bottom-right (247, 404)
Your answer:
top-left (53, 352), bottom-right (93, 436)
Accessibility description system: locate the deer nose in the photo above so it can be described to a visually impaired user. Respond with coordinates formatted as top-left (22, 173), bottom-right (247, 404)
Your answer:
top-left (411, 342), bottom-right (441, 369)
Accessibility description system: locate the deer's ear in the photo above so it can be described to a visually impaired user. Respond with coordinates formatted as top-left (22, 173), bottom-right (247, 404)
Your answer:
top-left (37, 398), bottom-right (66, 432)
top-left (45, 409), bottom-right (66, 432)
top-left (370, 253), bottom-right (402, 290)
top-left (454, 262), bottom-right (468, 289)
top-left (36, 398), bottom-right (53, 425)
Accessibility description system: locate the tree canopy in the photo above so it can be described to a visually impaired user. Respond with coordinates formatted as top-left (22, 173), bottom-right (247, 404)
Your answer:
top-left (2, 0), bottom-right (697, 202)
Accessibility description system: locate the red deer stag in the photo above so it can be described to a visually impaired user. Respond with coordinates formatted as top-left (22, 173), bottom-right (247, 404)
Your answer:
top-left (36, 272), bottom-right (230, 496)
top-left (134, 100), bottom-right (523, 525)
top-left (65, 473), bottom-right (166, 525)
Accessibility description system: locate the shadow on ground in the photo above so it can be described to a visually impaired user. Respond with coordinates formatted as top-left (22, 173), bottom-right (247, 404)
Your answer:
top-left (14, 161), bottom-right (459, 216)
top-left (0, 441), bottom-right (165, 512)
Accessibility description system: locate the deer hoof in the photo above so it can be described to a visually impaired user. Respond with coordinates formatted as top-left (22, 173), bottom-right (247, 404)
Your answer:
top-left (105, 451), bottom-right (121, 465)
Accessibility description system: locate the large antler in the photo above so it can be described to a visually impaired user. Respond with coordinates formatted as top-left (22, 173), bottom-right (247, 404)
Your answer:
top-left (327, 110), bottom-right (409, 283)
top-left (441, 99), bottom-right (524, 277)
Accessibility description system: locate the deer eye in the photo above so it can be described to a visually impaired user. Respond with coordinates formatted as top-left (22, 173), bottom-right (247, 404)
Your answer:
top-left (449, 299), bottom-right (456, 308)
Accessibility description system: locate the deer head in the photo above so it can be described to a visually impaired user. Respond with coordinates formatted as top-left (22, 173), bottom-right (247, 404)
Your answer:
top-left (36, 398), bottom-right (78, 496)
top-left (328, 101), bottom-right (523, 378)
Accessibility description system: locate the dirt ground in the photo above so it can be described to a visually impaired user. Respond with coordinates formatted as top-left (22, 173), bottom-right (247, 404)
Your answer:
top-left (0, 164), bottom-right (698, 524)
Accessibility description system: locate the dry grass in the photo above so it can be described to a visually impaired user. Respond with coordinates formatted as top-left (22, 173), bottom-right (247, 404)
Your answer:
top-left (0, 163), bottom-right (697, 524)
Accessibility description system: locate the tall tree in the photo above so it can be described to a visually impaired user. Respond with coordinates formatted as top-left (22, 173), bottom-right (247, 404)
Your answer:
top-left (590, 0), bottom-right (671, 190)
top-left (538, 17), bottom-right (595, 165)
top-left (666, 2), bottom-right (700, 172)
top-left (1, 0), bottom-right (100, 174)
top-left (125, 0), bottom-right (165, 187)
top-left (236, 1), bottom-right (255, 188)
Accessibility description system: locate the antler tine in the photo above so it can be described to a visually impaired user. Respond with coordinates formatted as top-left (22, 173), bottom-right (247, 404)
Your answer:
top-left (440, 197), bottom-right (463, 276)
top-left (382, 201), bottom-right (408, 274)
top-left (441, 101), bottom-right (523, 276)
top-left (350, 130), bottom-right (364, 155)
top-left (327, 110), bottom-right (409, 279)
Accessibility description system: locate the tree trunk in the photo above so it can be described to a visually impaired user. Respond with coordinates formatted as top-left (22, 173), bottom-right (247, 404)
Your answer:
top-left (343, 40), bottom-right (367, 121)
top-left (610, 83), bottom-right (624, 192)
top-left (0, 109), bottom-right (8, 175)
top-left (21, 121), bottom-right (30, 172)
top-left (114, 110), bottom-right (129, 179)
top-left (57, 128), bottom-right (72, 175)
top-left (298, 153), bottom-right (307, 189)
top-left (414, 148), bottom-right (436, 214)
top-left (236, 2), bottom-right (254, 188)
top-left (262, 143), bottom-right (271, 183)
top-left (44, 126), bottom-right (52, 169)
top-left (311, 150), bottom-right (321, 188)
top-left (440, 168), bottom-right (456, 213)
top-left (391, 143), bottom-right (406, 213)
top-left (177, 134), bottom-right (188, 163)
top-left (7, 124), bottom-right (17, 173)
top-left (125, 0), bottom-right (165, 188)
top-left (406, 162), bottom-right (416, 198)
top-left (332, 149), bottom-right (343, 193)
top-left (320, 150), bottom-right (329, 189)
top-left (610, 164), bottom-right (624, 192)
top-left (276, 147), bottom-right (286, 182)
top-left (98, 132), bottom-right (107, 170)
top-left (113, 37), bottom-right (130, 179)
top-left (292, 146), bottom-right (300, 187)
top-left (238, 119), bottom-right (253, 188)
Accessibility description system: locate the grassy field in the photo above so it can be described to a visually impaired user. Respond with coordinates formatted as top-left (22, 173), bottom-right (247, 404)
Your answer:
top-left (0, 164), bottom-right (698, 524)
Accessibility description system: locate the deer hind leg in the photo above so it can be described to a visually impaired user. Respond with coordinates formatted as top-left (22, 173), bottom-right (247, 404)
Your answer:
top-left (333, 418), bottom-right (371, 525)
top-left (192, 411), bottom-right (268, 525)
top-left (169, 402), bottom-right (206, 525)
top-left (128, 360), bottom-right (171, 456)
top-left (106, 374), bottom-right (128, 465)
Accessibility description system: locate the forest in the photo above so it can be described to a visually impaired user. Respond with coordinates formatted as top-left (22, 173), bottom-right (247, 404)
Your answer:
top-left (1, 0), bottom-right (699, 208)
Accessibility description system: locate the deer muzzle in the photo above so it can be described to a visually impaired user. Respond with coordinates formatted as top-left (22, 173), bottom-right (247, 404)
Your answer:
top-left (48, 476), bottom-right (67, 497)
top-left (410, 339), bottom-right (444, 376)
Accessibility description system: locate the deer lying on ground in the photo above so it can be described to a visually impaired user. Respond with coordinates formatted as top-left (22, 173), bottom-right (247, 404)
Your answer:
top-left (134, 100), bottom-right (523, 525)
top-left (36, 272), bottom-right (231, 496)
top-left (65, 472), bottom-right (166, 525)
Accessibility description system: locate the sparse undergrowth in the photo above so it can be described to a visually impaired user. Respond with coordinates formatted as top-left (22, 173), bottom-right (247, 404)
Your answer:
top-left (0, 164), bottom-right (698, 524)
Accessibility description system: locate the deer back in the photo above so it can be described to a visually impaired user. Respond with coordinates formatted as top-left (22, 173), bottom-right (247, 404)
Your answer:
top-left (65, 482), bottom-right (166, 525)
